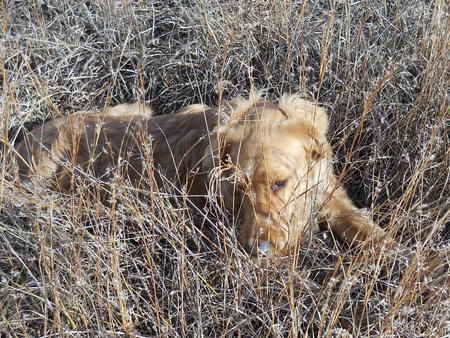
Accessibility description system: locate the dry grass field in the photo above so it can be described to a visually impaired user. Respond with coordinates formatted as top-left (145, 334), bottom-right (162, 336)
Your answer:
top-left (1, 0), bottom-right (449, 336)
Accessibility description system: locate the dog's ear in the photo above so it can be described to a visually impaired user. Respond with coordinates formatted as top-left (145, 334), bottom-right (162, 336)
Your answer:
top-left (217, 125), bottom-right (245, 144)
top-left (279, 116), bottom-right (331, 160)
top-left (309, 131), bottom-right (331, 160)
top-left (216, 125), bottom-right (245, 163)
top-left (278, 95), bottom-right (330, 160)
top-left (202, 124), bottom-right (244, 172)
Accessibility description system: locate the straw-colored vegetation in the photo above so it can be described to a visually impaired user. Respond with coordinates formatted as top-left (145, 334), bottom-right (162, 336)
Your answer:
top-left (1, 0), bottom-right (448, 336)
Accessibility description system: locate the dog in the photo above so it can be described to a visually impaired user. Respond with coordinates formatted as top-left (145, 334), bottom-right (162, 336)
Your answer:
top-left (9, 91), bottom-right (390, 257)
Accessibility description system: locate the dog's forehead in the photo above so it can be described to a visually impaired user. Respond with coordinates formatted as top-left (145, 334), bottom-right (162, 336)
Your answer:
top-left (244, 101), bottom-right (286, 122)
top-left (254, 101), bottom-right (279, 112)
top-left (236, 133), bottom-right (305, 176)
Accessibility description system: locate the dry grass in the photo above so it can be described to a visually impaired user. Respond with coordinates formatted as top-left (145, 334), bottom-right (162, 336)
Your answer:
top-left (1, 0), bottom-right (449, 336)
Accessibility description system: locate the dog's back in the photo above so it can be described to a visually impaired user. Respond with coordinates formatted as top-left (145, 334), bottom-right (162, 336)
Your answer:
top-left (10, 102), bottom-right (217, 202)
top-left (10, 103), bottom-right (152, 183)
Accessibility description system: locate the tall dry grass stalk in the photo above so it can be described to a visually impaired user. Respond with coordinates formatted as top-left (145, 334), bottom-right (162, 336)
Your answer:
top-left (1, 0), bottom-right (448, 336)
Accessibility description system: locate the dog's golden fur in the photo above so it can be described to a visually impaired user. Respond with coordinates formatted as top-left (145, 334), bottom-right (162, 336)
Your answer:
top-left (11, 94), bottom-right (389, 257)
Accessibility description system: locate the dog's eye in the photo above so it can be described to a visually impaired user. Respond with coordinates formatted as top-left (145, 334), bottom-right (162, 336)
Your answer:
top-left (272, 180), bottom-right (287, 192)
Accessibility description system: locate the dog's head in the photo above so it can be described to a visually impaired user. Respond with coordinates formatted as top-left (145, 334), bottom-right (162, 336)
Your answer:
top-left (217, 92), bottom-right (331, 258)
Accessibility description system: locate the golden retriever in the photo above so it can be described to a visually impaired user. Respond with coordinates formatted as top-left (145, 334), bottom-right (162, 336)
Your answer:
top-left (10, 92), bottom-right (389, 257)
